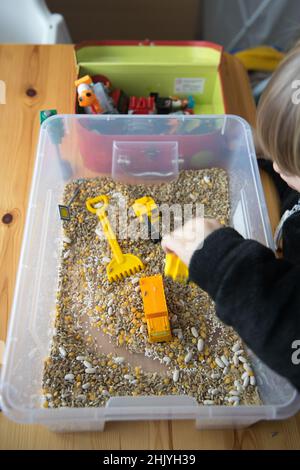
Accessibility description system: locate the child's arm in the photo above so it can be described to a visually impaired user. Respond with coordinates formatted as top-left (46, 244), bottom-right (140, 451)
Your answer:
top-left (163, 221), bottom-right (300, 390)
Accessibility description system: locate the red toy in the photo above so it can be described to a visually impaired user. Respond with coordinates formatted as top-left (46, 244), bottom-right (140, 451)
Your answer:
top-left (111, 88), bottom-right (129, 114)
top-left (128, 96), bottom-right (156, 115)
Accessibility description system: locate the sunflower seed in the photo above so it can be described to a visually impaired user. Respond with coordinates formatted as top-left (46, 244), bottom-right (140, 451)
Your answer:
top-left (232, 342), bottom-right (240, 353)
top-left (139, 324), bottom-right (147, 334)
top-left (243, 376), bottom-right (250, 388)
top-left (238, 356), bottom-right (247, 363)
top-left (58, 346), bottom-right (67, 358)
top-left (83, 360), bottom-right (93, 369)
top-left (228, 396), bottom-right (240, 404)
top-left (113, 357), bottom-right (125, 364)
top-left (250, 375), bottom-right (256, 386)
top-left (197, 338), bottom-right (204, 352)
top-left (215, 357), bottom-right (225, 368)
top-left (184, 351), bottom-right (193, 364)
top-left (191, 327), bottom-right (199, 338)
top-left (77, 394), bottom-right (87, 401)
top-left (221, 355), bottom-right (229, 366)
top-left (173, 369), bottom-right (180, 383)
top-left (233, 355), bottom-right (239, 367)
top-left (63, 250), bottom-right (70, 259)
top-left (64, 373), bottom-right (74, 382)
top-left (211, 372), bottom-right (220, 379)
top-left (235, 349), bottom-right (244, 356)
top-left (124, 374), bottom-right (134, 381)
top-left (243, 363), bottom-right (252, 373)
top-left (234, 381), bottom-right (243, 393)
top-left (76, 355), bottom-right (85, 361)
top-left (177, 330), bottom-right (183, 341)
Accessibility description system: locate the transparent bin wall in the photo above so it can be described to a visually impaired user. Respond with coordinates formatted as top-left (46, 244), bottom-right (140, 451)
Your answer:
top-left (1, 115), bottom-right (299, 431)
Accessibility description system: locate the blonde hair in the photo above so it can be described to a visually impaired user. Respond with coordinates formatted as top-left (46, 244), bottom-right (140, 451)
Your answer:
top-left (256, 42), bottom-right (300, 175)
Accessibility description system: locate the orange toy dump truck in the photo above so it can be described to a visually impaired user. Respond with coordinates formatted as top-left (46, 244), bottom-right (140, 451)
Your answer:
top-left (139, 275), bottom-right (172, 343)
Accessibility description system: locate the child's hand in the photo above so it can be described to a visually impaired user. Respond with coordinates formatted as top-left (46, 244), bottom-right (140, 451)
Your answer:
top-left (161, 217), bottom-right (222, 266)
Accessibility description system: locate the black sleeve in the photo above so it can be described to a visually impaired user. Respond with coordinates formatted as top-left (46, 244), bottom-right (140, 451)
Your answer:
top-left (282, 213), bottom-right (300, 264)
top-left (258, 158), bottom-right (299, 214)
top-left (189, 227), bottom-right (300, 391)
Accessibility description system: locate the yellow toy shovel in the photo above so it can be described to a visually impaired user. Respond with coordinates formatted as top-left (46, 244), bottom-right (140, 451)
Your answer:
top-left (86, 195), bottom-right (144, 282)
top-left (164, 253), bottom-right (189, 283)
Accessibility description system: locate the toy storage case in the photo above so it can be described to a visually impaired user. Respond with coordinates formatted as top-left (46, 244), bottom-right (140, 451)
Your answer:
top-left (75, 40), bottom-right (226, 115)
top-left (1, 42), bottom-right (300, 432)
top-left (75, 41), bottom-right (226, 174)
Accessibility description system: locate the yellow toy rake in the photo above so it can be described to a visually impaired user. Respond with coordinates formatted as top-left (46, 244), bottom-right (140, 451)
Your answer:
top-left (86, 195), bottom-right (144, 282)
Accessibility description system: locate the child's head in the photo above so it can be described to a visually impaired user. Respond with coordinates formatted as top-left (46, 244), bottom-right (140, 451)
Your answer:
top-left (257, 42), bottom-right (300, 191)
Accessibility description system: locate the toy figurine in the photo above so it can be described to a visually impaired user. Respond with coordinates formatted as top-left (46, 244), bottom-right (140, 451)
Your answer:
top-left (75, 75), bottom-right (103, 114)
top-left (150, 92), bottom-right (173, 114)
top-left (140, 275), bottom-right (172, 343)
top-left (150, 92), bottom-right (195, 115)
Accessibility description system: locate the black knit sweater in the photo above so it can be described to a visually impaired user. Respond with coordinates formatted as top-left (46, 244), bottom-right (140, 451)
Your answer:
top-left (189, 159), bottom-right (300, 390)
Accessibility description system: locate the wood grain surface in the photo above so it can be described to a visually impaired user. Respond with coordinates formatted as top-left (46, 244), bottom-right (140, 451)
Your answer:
top-left (0, 45), bottom-right (298, 450)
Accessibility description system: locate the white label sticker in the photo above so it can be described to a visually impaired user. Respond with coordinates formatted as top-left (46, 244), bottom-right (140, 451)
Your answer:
top-left (174, 78), bottom-right (206, 94)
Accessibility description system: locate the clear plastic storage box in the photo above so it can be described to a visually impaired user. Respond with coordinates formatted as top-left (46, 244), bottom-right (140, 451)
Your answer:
top-left (1, 114), bottom-right (299, 432)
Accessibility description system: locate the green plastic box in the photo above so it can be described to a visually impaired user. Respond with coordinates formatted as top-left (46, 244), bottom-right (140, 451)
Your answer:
top-left (75, 40), bottom-right (226, 115)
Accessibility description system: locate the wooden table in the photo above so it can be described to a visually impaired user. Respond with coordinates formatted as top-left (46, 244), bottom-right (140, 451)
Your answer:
top-left (0, 45), bottom-right (298, 450)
